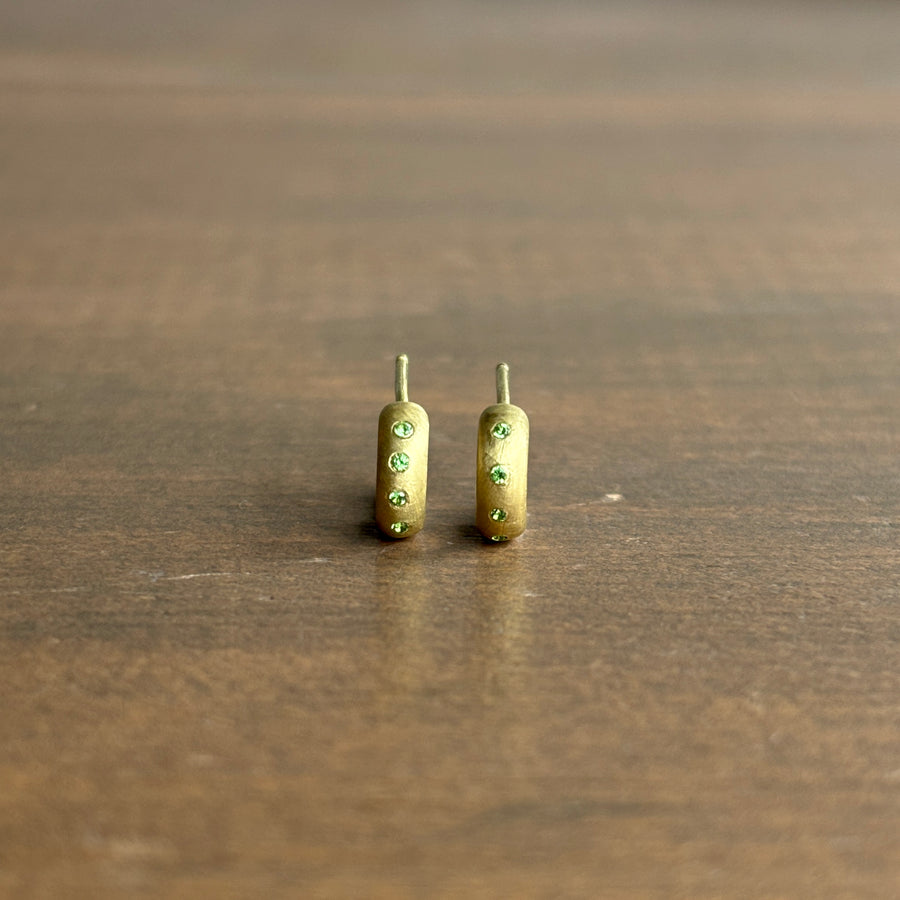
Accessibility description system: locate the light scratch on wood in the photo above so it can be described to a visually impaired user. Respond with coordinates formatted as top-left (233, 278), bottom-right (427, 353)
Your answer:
top-left (162, 573), bottom-right (242, 581)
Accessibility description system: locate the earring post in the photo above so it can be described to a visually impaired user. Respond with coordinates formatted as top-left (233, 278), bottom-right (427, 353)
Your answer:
top-left (496, 362), bottom-right (510, 404)
top-left (395, 354), bottom-right (409, 402)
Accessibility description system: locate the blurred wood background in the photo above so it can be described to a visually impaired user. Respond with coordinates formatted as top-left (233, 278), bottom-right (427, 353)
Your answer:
top-left (1, 2), bottom-right (898, 896)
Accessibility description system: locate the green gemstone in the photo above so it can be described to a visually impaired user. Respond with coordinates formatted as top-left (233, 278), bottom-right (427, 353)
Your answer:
top-left (389, 451), bottom-right (410, 473)
top-left (388, 489), bottom-right (408, 507)
top-left (490, 535), bottom-right (509, 542)
top-left (489, 465), bottom-right (509, 485)
top-left (390, 522), bottom-right (410, 535)
top-left (491, 422), bottom-right (512, 439)
top-left (392, 420), bottom-right (414, 439)
top-left (489, 508), bottom-right (507, 522)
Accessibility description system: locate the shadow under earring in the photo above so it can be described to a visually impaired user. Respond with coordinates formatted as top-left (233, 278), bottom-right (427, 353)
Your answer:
top-left (375, 354), bottom-right (429, 539)
top-left (476, 362), bottom-right (529, 542)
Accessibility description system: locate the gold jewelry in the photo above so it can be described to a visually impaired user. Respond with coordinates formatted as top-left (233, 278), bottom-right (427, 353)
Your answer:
top-left (375, 354), bottom-right (429, 539)
top-left (476, 363), bottom-right (529, 542)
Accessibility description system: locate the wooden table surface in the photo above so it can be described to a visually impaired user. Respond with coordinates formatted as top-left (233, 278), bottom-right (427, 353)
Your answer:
top-left (1, 2), bottom-right (898, 897)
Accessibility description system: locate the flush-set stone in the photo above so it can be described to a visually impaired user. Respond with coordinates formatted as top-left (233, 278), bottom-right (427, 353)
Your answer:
top-left (392, 421), bottom-right (414, 439)
top-left (389, 452), bottom-right (410, 473)
top-left (489, 465), bottom-right (510, 485)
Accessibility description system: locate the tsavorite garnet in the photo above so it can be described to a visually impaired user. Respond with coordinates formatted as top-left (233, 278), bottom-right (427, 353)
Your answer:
top-left (491, 422), bottom-right (512, 439)
top-left (490, 534), bottom-right (509, 542)
top-left (489, 508), bottom-right (507, 522)
top-left (390, 522), bottom-right (409, 535)
top-left (388, 490), bottom-right (408, 507)
top-left (392, 421), bottom-right (414, 438)
top-left (489, 465), bottom-right (509, 485)
top-left (389, 452), bottom-right (410, 473)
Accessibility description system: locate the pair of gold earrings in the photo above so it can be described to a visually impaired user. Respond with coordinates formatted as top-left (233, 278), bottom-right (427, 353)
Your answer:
top-left (375, 354), bottom-right (529, 543)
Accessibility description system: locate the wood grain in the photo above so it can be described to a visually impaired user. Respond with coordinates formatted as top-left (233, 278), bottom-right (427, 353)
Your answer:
top-left (0, 2), bottom-right (898, 897)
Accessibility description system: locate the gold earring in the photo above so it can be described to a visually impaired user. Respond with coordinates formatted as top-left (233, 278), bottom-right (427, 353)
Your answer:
top-left (375, 354), bottom-right (429, 538)
top-left (476, 362), bottom-right (529, 542)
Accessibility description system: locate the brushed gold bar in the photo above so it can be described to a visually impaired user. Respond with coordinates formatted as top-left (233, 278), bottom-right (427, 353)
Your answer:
top-left (476, 363), bottom-right (529, 542)
top-left (375, 356), bottom-right (428, 538)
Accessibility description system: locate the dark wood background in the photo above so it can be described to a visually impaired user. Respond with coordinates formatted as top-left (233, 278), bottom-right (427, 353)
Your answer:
top-left (1, 2), bottom-right (898, 896)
